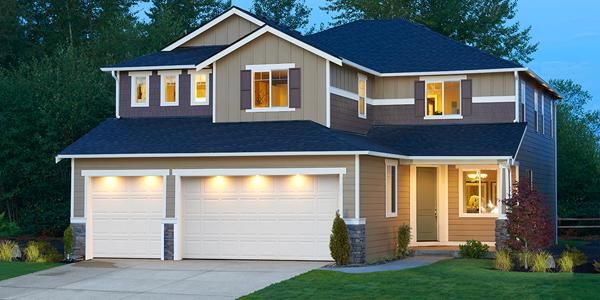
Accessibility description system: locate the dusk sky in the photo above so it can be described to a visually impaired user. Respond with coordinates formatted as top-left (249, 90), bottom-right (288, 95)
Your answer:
top-left (135, 0), bottom-right (600, 109)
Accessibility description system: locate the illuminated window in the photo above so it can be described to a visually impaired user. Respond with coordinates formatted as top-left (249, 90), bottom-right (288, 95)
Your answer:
top-left (160, 72), bottom-right (179, 106)
top-left (248, 64), bottom-right (291, 109)
top-left (462, 169), bottom-right (498, 215)
top-left (190, 71), bottom-right (209, 105)
top-left (129, 72), bottom-right (150, 107)
top-left (426, 81), bottom-right (461, 117)
top-left (385, 160), bottom-right (398, 217)
top-left (358, 75), bottom-right (367, 118)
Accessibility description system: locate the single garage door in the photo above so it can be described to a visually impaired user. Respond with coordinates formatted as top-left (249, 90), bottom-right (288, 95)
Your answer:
top-left (182, 175), bottom-right (338, 260)
top-left (91, 176), bottom-right (163, 258)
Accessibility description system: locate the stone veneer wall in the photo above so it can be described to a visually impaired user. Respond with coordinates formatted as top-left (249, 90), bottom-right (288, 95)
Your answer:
top-left (71, 223), bottom-right (86, 259)
top-left (164, 224), bottom-right (174, 260)
top-left (347, 224), bottom-right (366, 264)
top-left (495, 219), bottom-right (509, 250)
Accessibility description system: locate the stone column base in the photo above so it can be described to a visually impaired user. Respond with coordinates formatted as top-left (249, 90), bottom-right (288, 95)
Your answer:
top-left (347, 224), bottom-right (366, 264)
top-left (495, 219), bottom-right (508, 250)
top-left (71, 223), bottom-right (86, 259)
top-left (164, 224), bottom-right (174, 260)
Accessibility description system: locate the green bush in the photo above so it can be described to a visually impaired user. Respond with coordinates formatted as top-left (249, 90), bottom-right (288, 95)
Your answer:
top-left (329, 211), bottom-right (351, 265)
top-left (531, 251), bottom-right (552, 272)
top-left (0, 213), bottom-right (21, 237)
top-left (495, 249), bottom-right (512, 271)
top-left (459, 240), bottom-right (489, 258)
top-left (516, 250), bottom-right (534, 270)
top-left (557, 251), bottom-right (574, 272)
top-left (63, 225), bottom-right (73, 257)
top-left (396, 224), bottom-right (411, 258)
top-left (0, 240), bottom-right (18, 262)
top-left (565, 245), bottom-right (587, 266)
top-left (593, 261), bottom-right (600, 273)
top-left (24, 241), bottom-right (62, 263)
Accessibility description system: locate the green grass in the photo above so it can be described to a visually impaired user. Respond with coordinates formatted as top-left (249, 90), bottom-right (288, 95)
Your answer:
top-left (243, 259), bottom-right (600, 299)
top-left (0, 262), bottom-right (61, 281)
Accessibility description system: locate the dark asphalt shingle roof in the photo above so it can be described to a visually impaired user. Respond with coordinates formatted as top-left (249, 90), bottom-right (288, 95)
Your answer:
top-left (60, 118), bottom-right (525, 158)
top-left (105, 45), bottom-right (227, 68)
top-left (306, 19), bottom-right (521, 73)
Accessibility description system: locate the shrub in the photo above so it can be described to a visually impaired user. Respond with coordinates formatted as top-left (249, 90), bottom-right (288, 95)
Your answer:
top-left (396, 224), bottom-right (411, 258)
top-left (329, 211), bottom-right (351, 265)
top-left (557, 251), bottom-right (574, 272)
top-left (459, 240), bottom-right (489, 258)
top-left (516, 250), bottom-right (534, 270)
top-left (63, 225), bottom-right (73, 257)
top-left (0, 240), bottom-right (18, 262)
top-left (24, 241), bottom-right (62, 263)
top-left (504, 180), bottom-right (553, 252)
top-left (564, 245), bottom-right (587, 266)
top-left (593, 261), bottom-right (600, 273)
top-left (495, 249), bottom-right (512, 271)
top-left (531, 251), bottom-right (552, 272)
top-left (0, 212), bottom-right (21, 237)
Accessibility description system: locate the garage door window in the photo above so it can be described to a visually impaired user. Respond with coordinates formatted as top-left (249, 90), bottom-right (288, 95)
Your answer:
top-left (386, 160), bottom-right (398, 218)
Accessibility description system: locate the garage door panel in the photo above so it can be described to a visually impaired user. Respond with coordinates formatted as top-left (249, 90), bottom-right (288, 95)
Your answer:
top-left (182, 175), bottom-right (338, 260)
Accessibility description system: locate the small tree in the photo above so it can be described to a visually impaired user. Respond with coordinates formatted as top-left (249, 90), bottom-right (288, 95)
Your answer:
top-left (63, 225), bottom-right (73, 258)
top-left (329, 211), bottom-right (351, 265)
top-left (505, 179), bottom-right (553, 253)
top-left (396, 224), bottom-right (411, 258)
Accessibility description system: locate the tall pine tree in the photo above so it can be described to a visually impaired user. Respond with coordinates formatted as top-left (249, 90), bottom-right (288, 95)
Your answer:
top-left (251, 0), bottom-right (311, 32)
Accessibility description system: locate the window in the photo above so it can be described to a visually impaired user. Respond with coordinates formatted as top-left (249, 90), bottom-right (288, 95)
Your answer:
top-left (358, 75), bottom-right (367, 119)
top-left (385, 160), bottom-right (398, 217)
top-left (520, 80), bottom-right (526, 122)
top-left (129, 72), bottom-right (150, 107)
top-left (541, 94), bottom-right (545, 135)
top-left (426, 80), bottom-right (461, 117)
top-left (534, 90), bottom-right (539, 131)
top-left (190, 70), bottom-right (209, 105)
top-left (159, 71), bottom-right (180, 106)
top-left (461, 169), bottom-right (499, 216)
top-left (247, 64), bottom-right (293, 110)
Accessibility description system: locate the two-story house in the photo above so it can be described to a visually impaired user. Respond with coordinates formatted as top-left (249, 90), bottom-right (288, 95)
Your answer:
top-left (57, 7), bottom-right (559, 264)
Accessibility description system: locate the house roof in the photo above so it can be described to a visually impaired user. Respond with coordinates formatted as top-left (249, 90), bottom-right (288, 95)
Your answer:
top-left (367, 122), bottom-right (526, 157)
top-left (58, 118), bottom-right (525, 160)
top-left (306, 19), bottom-right (522, 74)
top-left (102, 45), bottom-right (227, 69)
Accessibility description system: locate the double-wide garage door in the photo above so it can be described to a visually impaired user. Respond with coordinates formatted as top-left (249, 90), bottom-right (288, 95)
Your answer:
top-left (90, 174), bottom-right (338, 260)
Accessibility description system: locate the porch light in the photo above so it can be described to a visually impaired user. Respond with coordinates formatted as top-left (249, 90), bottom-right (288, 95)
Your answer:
top-left (293, 174), bottom-right (304, 185)
top-left (253, 175), bottom-right (263, 185)
top-left (467, 172), bottom-right (488, 180)
top-left (104, 176), bottom-right (117, 186)
top-left (214, 175), bottom-right (225, 186)
top-left (144, 176), bottom-right (159, 186)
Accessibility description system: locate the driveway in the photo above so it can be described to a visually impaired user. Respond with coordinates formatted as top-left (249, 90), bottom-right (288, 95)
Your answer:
top-left (0, 259), bottom-right (326, 299)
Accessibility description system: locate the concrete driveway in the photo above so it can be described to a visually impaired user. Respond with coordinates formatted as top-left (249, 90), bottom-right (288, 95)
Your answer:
top-left (0, 259), bottom-right (326, 299)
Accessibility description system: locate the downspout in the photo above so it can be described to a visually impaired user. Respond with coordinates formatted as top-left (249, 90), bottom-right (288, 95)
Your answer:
top-left (111, 70), bottom-right (120, 119)
top-left (554, 101), bottom-right (558, 244)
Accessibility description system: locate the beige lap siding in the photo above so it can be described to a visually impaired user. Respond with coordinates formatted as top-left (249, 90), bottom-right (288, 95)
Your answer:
top-left (447, 165), bottom-right (496, 242)
top-left (181, 14), bottom-right (260, 47)
top-left (360, 156), bottom-right (410, 260)
top-left (72, 156), bottom-right (357, 219)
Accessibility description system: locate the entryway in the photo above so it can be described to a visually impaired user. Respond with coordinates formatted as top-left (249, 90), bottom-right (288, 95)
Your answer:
top-left (416, 167), bottom-right (438, 241)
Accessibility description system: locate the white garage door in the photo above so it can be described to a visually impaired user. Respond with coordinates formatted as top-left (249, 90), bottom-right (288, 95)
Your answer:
top-left (91, 176), bottom-right (163, 258)
top-left (182, 175), bottom-right (338, 260)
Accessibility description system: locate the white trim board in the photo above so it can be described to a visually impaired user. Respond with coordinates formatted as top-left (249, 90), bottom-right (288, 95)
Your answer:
top-left (100, 65), bottom-right (196, 72)
top-left (172, 168), bottom-right (346, 176)
top-left (81, 169), bottom-right (170, 177)
top-left (330, 87), bottom-right (415, 105)
top-left (472, 96), bottom-right (516, 103)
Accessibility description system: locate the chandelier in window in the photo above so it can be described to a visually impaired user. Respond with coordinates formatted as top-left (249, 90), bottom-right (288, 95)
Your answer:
top-left (467, 171), bottom-right (488, 181)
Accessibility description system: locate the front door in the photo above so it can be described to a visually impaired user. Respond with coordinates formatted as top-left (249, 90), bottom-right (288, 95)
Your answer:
top-left (417, 167), bottom-right (437, 241)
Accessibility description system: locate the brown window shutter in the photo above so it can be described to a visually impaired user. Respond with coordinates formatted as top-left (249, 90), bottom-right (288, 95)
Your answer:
top-left (461, 79), bottom-right (472, 116)
top-left (414, 81), bottom-right (425, 117)
top-left (240, 70), bottom-right (251, 109)
top-left (289, 68), bottom-right (301, 108)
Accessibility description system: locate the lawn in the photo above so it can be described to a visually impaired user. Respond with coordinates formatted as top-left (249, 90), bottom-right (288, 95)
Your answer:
top-left (243, 259), bottom-right (600, 299)
top-left (0, 262), bottom-right (61, 281)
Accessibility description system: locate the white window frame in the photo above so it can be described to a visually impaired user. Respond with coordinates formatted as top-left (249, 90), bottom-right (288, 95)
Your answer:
top-left (189, 69), bottom-right (211, 106)
top-left (422, 76), bottom-right (464, 120)
top-left (159, 70), bottom-right (181, 106)
top-left (534, 89), bottom-right (539, 132)
top-left (358, 74), bottom-right (367, 119)
top-left (520, 80), bottom-right (526, 122)
top-left (458, 165), bottom-right (500, 218)
top-left (129, 71), bottom-right (151, 107)
top-left (385, 159), bottom-right (398, 218)
top-left (245, 63), bottom-right (295, 112)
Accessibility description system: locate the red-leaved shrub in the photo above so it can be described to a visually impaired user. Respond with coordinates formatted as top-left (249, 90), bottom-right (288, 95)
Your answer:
top-left (504, 180), bottom-right (553, 251)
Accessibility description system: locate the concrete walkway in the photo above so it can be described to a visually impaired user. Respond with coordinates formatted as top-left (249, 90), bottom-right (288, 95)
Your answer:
top-left (322, 256), bottom-right (451, 273)
top-left (0, 259), bottom-right (326, 299)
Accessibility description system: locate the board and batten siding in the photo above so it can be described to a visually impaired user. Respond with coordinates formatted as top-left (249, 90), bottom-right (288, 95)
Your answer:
top-left (215, 33), bottom-right (327, 125)
top-left (447, 165), bottom-right (496, 242)
top-left (73, 156), bottom-right (357, 219)
top-left (360, 156), bottom-right (410, 260)
top-left (180, 14), bottom-right (260, 47)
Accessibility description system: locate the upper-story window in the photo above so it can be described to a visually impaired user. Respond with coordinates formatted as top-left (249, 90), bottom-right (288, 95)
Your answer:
top-left (247, 63), bottom-right (294, 110)
top-left (534, 89), bottom-right (539, 132)
top-left (425, 80), bottom-right (461, 118)
top-left (520, 80), bottom-right (526, 122)
top-left (159, 71), bottom-right (180, 106)
top-left (358, 74), bottom-right (367, 119)
top-left (129, 71), bottom-right (150, 107)
top-left (190, 70), bottom-right (210, 105)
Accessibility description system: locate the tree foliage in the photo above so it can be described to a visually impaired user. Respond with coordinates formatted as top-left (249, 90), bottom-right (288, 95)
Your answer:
top-left (551, 79), bottom-right (600, 218)
top-left (322, 0), bottom-right (537, 63)
top-left (329, 211), bottom-right (351, 265)
top-left (252, 0), bottom-right (311, 32)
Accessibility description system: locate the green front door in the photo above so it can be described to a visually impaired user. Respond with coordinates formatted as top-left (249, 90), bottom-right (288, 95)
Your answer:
top-left (417, 167), bottom-right (438, 241)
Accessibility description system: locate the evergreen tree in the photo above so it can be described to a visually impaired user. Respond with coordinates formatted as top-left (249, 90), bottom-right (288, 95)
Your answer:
top-left (252, 0), bottom-right (311, 32)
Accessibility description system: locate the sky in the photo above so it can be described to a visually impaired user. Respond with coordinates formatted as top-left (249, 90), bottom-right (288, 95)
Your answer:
top-left (134, 0), bottom-right (600, 109)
